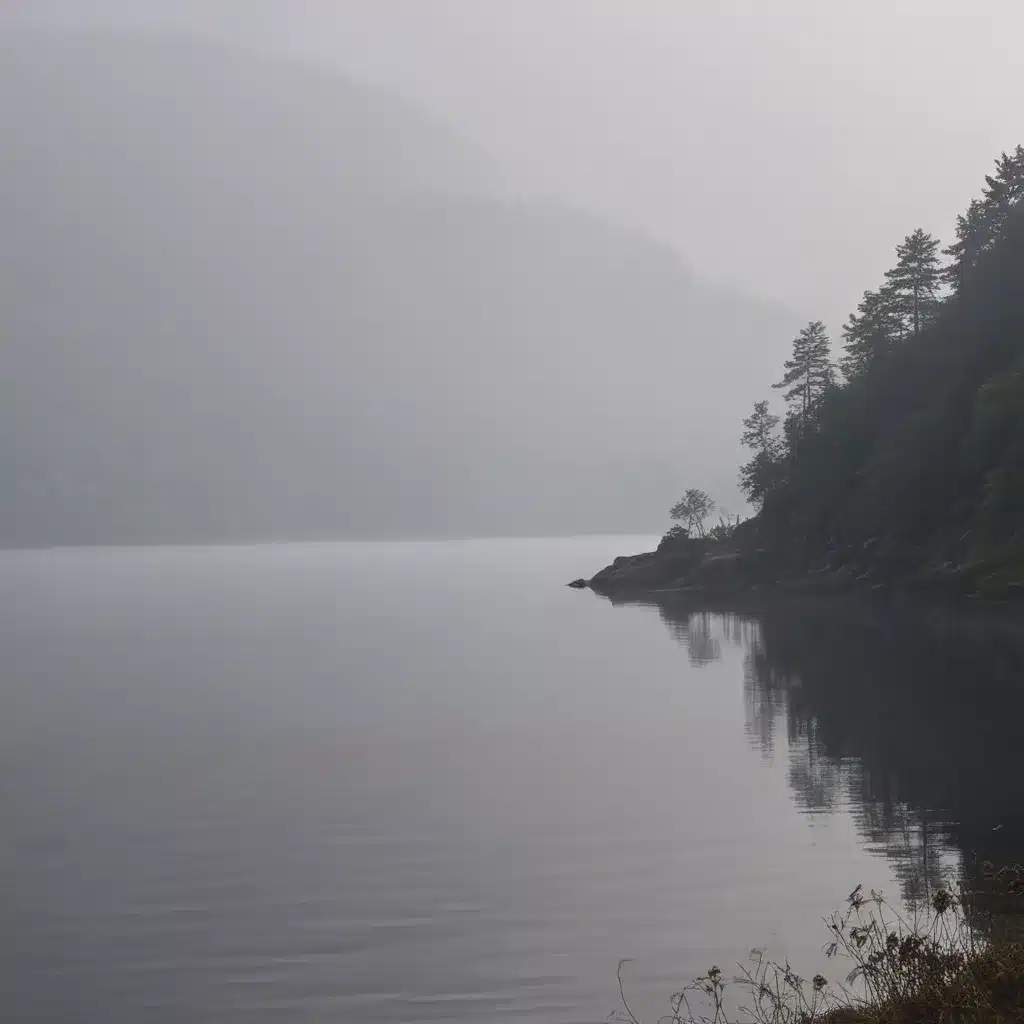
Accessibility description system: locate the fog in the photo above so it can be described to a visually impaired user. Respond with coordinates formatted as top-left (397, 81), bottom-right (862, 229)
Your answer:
top-left (1, 2), bottom-right (1020, 544)
top-left (11, 1), bottom-right (1023, 324)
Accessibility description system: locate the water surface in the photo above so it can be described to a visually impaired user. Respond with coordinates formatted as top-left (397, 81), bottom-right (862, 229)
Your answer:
top-left (2, 538), bottom-right (1020, 1023)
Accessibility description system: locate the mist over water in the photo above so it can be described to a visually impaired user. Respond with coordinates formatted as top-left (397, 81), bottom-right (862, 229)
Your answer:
top-left (1, 5), bottom-right (1023, 1022)
top-left (4, 539), bottom-right (1019, 1023)
top-left (1, 6), bottom-right (1019, 545)
top-left (0, 30), bottom-right (795, 546)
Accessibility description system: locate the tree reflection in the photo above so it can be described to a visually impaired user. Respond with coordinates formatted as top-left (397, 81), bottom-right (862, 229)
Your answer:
top-left (639, 594), bottom-right (1024, 907)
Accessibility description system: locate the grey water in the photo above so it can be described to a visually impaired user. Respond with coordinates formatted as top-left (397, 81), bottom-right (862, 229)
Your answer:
top-left (2, 538), bottom-right (1022, 1023)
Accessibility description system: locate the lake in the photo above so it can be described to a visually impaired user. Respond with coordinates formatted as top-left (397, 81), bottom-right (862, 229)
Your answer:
top-left (2, 537), bottom-right (1023, 1023)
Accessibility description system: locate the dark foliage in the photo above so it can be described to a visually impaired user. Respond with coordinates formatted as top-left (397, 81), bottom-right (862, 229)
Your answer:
top-left (743, 148), bottom-right (1024, 574)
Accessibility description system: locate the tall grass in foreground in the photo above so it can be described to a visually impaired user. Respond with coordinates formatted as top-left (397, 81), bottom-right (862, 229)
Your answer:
top-left (613, 865), bottom-right (1024, 1023)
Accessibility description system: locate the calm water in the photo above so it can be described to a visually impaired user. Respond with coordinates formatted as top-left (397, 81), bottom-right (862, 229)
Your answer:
top-left (2, 538), bottom-right (1024, 1023)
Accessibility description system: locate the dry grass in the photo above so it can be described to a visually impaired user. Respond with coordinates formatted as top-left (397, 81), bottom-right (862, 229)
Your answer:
top-left (612, 867), bottom-right (1024, 1024)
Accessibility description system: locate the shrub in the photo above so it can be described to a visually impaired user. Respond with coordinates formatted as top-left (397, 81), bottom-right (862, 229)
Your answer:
top-left (612, 873), bottom-right (1024, 1024)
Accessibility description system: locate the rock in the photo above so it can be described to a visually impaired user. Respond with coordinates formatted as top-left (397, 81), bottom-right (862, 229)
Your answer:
top-left (566, 578), bottom-right (589, 589)
top-left (588, 551), bottom-right (677, 594)
top-left (587, 538), bottom-right (790, 596)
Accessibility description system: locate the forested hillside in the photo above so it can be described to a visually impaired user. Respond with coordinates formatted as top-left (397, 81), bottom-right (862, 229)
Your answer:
top-left (738, 147), bottom-right (1024, 583)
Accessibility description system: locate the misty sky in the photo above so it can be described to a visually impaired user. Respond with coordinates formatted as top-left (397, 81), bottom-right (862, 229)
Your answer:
top-left (5, 0), bottom-right (1023, 333)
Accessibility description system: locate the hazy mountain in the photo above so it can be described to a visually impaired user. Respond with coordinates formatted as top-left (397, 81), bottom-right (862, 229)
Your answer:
top-left (0, 32), bottom-right (797, 545)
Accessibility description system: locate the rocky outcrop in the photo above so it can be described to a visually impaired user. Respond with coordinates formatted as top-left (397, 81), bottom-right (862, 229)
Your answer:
top-left (588, 551), bottom-right (674, 593)
top-left (580, 529), bottom-right (780, 597)
top-left (578, 530), bottom-right (1024, 600)
top-left (585, 537), bottom-right (707, 595)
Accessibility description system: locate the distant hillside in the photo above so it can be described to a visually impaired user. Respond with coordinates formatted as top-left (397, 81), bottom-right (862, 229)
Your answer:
top-left (0, 32), bottom-right (796, 545)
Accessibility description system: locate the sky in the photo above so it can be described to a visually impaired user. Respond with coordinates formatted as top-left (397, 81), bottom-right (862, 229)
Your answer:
top-left (4, 0), bottom-right (1023, 334)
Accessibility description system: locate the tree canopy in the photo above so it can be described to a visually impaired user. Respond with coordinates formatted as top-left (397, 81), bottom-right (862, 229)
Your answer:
top-left (734, 144), bottom-right (1024, 570)
top-left (738, 401), bottom-right (782, 510)
top-left (839, 286), bottom-right (902, 381)
top-left (772, 321), bottom-right (835, 418)
top-left (670, 488), bottom-right (716, 539)
top-left (944, 146), bottom-right (1024, 293)
top-left (884, 228), bottom-right (943, 337)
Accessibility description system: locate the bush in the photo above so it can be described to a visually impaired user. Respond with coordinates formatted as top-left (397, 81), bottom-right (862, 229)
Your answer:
top-left (659, 524), bottom-right (691, 550)
top-left (612, 873), bottom-right (1024, 1023)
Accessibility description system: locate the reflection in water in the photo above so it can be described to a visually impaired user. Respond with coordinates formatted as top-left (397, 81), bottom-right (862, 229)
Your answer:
top-left (662, 609), bottom-right (723, 665)
top-left (638, 595), bottom-right (1024, 906)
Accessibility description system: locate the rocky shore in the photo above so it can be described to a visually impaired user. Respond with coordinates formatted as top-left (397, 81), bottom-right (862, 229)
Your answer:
top-left (570, 527), bottom-right (1024, 601)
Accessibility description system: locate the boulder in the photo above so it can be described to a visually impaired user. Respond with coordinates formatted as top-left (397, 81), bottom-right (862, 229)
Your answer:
top-left (588, 550), bottom-right (694, 595)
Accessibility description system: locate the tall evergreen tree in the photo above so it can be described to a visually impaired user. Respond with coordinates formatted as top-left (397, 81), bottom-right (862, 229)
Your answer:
top-left (772, 321), bottom-right (836, 421)
top-left (943, 198), bottom-right (988, 293)
top-left (840, 285), bottom-right (903, 381)
top-left (884, 229), bottom-right (943, 337)
top-left (739, 142), bottom-right (1024, 570)
top-left (981, 145), bottom-right (1024, 241)
top-left (944, 147), bottom-right (1024, 293)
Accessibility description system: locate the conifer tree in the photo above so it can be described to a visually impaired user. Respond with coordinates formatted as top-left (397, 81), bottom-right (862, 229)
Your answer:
top-left (944, 146), bottom-right (1024, 292)
top-left (943, 198), bottom-right (988, 293)
top-left (884, 229), bottom-right (943, 337)
top-left (772, 321), bottom-right (836, 420)
top-left (982, 145), bottom-right (1024, 240)
top-left (840, 285), bottom-right (903, 381)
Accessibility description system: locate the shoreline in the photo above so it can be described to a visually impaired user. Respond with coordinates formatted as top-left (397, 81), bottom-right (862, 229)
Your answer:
top-left (572, 533), bottom-right (1024, 603)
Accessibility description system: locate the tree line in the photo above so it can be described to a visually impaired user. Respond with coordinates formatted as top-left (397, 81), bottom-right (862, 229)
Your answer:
top-left (734, 144), bottom-right (1024, 565)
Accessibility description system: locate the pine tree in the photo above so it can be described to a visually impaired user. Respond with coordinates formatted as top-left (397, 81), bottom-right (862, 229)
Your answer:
top-left (840, 286), bottom-right (903, 381)
top-left (944, 147), bottom-right (1024, 293)
top-left (884, 229), bottom-right (943, 337)
top-left (982, 145), bottom-right (1024, 241)
top-left (943, 198), bottom-right (988, 293)
top-left (772, 321), bottom-right (836, 421)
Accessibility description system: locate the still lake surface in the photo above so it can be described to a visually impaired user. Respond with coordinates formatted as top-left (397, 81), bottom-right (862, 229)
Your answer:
top-left (3, 537), bottom-right (1024, 1023)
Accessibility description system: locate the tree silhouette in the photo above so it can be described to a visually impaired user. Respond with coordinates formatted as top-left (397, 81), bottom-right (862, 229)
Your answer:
top-left (944, 146), bottom-right (1024, 293)
top-left (840, 286), bottom-right (903, 381)
top-left (749, 143), bottom-right (1024, 566)
top-left (772, 320), bottom-right (835, 421)
top-left (739, 400), bottom-right (783, 508)
top-left (944, 198), bottom-right (988, 293)
top-left (884, 228), bottom-right (943, 337)
top-left (669, 488), bottom-right (716, 539)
